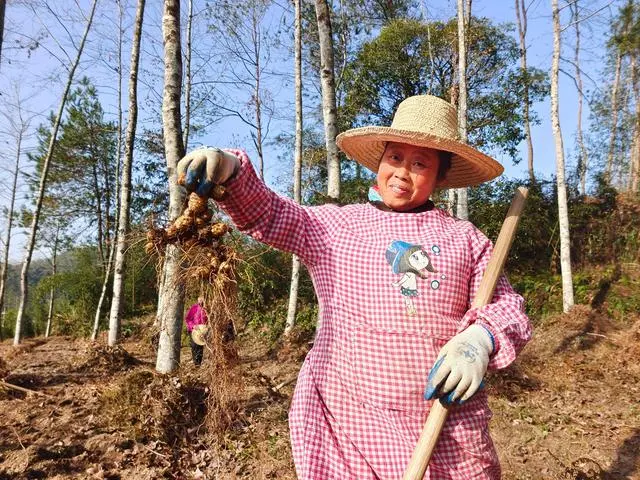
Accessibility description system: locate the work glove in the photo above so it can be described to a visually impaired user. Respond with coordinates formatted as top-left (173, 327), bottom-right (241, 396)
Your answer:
top-left (424, 324), bottom-right (494, 405)
top-left (177, 147), bottom-right (240, 197)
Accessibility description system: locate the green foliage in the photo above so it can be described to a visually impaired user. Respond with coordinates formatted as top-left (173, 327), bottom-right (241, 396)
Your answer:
top-left (605, 271), bottom-right (640, 323)
top-left (245, 299), bottom-right (318, 344)
top-left (0, 309), bottom-right (18, 339)
top-left (122, 237), bottom-right (159, 316)
top-left (24, 239), bottom-right (158, 338)
top-left (28, 77), bottom-right (118, 257)
top-left (512, 264), bottom-right (640, 325)
top-left (340, 17), bottom-right (549, 160)
top-left (470, 178), bottom-right (558, 275)
top-left (237, 244), bottom-right (293, 316)
top-left (510, 272), bottom-right (563, 320)
top-left (236, 237), bottom-right (318, 341)
top-left (301, 0), bottom-right (416, 92)
top-left (469, 177), bottom-right (640, 276)
top-left (31, 247), bottom-right (102, 336)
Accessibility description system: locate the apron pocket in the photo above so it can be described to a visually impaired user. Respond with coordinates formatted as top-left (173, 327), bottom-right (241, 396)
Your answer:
top-left (350, 321), bottom-right (456, 412)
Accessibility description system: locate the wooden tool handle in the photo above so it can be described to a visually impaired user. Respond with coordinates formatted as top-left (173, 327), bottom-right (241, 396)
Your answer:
top-left (402, 186), bottom-right (529, 480)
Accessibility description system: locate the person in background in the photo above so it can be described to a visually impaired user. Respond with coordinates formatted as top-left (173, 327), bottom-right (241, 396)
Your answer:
top-left (185, 296), bottom-right (208, 366)
top-left (176, 95), bottom-right (532, 479)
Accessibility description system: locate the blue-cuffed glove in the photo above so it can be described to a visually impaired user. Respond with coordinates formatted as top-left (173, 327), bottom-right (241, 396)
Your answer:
top-left (177, 147), bottom-right (240, 197)
top-left (424, 324), bottom-right (495, 404)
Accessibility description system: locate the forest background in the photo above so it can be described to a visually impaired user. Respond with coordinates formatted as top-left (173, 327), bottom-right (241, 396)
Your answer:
top-left (0, 0), bottom-right (639, 477)
top-left (0, 0), bottom-right (638, 342)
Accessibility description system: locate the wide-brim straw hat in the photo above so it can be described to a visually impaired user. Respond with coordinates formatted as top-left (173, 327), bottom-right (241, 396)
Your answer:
top-left (191, 324), bottom-right (209, 346)
top-left (336, 95), bottom-right (503, 188)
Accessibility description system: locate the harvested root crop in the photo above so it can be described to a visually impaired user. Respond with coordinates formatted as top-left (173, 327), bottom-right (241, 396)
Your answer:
top-left (146, 191), bottom-right (240, 436)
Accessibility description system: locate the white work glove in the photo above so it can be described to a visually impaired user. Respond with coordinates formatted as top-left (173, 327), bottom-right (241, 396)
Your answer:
top-left (177, 147), bottom-right (240, 197)
top-left (424, 324), bottom-right (495, 404)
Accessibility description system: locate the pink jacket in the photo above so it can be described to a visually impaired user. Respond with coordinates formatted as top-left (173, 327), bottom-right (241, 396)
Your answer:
top-left (185, 303), bottom-right (207, 333)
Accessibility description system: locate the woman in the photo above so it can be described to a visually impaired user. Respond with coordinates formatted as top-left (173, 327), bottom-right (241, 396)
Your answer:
top-left (177, 95), bottom-right (531, 479)
top-left (184, 296), bottom-right (208, 366)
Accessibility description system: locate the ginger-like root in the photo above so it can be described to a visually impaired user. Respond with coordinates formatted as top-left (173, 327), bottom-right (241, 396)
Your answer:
top-left (145, 193), bottom-right (235, 284)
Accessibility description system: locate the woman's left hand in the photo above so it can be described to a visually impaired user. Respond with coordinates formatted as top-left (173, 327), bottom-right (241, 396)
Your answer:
top-left (177, 147), bottom-right (240, 196)
top-left (424, 324), bottom-right (494, 404)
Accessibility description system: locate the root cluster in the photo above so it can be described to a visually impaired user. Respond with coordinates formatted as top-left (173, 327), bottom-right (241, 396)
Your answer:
top-left (145, 193), bottom-right (234, 281)
top-left (145, 191), bottom-right (241, 436)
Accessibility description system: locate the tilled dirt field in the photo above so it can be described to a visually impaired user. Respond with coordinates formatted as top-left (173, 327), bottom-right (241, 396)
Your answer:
top-left (0, 303), bottom-right (638, 479)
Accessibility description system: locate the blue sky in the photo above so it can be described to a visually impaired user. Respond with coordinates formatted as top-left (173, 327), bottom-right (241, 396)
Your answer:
top-left (466, 0), bottom-right (616, 181)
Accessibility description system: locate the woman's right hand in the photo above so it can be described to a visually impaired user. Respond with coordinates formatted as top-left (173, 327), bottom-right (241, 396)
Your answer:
top-left (177, 147), bottom-right (240, 197)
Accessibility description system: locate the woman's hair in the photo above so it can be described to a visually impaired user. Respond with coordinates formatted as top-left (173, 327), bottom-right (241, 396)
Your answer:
top-left (437, 150), bottom-right (452, 182)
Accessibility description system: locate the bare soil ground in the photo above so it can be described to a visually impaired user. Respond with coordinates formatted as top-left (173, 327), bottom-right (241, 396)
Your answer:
top-left (1, 297), bottom-right (639, 479)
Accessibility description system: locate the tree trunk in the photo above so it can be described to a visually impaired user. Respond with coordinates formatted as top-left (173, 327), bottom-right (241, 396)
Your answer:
top-left (606, 52), bottom-right (623, 184)
top-left (515, 0), bottom-right (535, 183)
top-left (183, 0), bottom-right (193, 151)
top-left (455, 0), bottom-right (469, 219)
top-left (107, 0), bottom-right (145, 346)
top-left (45, 224), bottom-right (59, 338)
top-left (93, 239), bottom-right (115, 340)
top-left (423, 4), bottom-right (435, 95)
top-left (249, 10), bottom-right (265, 180)
top-left (570, 2), bottom-right (588, 195)
top-left (45, 286), bottom-right (55, 338)
top-left (551, 0), bottom-right (574, 313)
top-left (285, 0), bottom-right (303, 336)
top-left (314, 0), bottom-right (340, 200)
top-left (0, 0), bottom-right (5, 70)
top-left (13, 0), bottom-right (98, 346)
top-left (629, 53), bottom-right (640, 193)
top-left (0, 114), bottom-right (25, 340)
top-left (156, 0), bottom-right (186, 374)
top-left (93, 0), bottom-right (126, 342)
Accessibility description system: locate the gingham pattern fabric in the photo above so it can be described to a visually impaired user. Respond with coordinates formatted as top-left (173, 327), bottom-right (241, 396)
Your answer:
top-left (219, 150), bottom-right (532, 479)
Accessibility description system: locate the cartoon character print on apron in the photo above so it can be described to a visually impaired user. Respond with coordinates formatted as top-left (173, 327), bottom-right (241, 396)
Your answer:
top-left (342, 233), bottom-right (472, 415)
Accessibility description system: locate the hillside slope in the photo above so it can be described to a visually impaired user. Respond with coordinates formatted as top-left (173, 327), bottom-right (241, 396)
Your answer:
top-left (0, 265), bottom-right (638, 479)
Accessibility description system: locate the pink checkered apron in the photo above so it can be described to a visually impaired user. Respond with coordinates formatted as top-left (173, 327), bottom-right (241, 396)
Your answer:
top-left (219, 151), bottom-right (532, 479)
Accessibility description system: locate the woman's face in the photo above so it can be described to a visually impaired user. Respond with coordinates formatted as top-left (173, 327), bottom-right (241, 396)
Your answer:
top-left (376, 142), bottom-right (440, 212)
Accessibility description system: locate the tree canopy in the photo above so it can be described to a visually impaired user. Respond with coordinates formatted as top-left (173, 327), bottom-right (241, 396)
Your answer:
top-left (341, 17), bottom-right (549, 160)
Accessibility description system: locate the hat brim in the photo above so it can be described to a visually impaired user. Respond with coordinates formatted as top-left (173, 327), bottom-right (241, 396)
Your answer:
top-left (191, 324), bottom-right (209, 346)
top-left (336, 127), bottom-right (503, 188)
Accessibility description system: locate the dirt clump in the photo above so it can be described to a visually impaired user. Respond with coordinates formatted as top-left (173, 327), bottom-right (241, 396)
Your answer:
top-left (73, 341), bottom-right (142, 374)
top-left (99, 369), bottom-right (209, 447)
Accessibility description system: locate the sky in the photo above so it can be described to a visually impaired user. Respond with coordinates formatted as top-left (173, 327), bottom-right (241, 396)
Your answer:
top-left (0, 0), bottom-right (623, 262)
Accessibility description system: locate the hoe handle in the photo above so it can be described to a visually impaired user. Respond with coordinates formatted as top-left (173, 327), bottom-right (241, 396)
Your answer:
top-left (402, 186), bottom-right (529, 480)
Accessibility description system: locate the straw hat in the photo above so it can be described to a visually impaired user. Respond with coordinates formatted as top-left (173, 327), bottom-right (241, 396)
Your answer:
top-left (191, 324), bottom-right (209, 346)
top-left (335, 95), bottom-right (503, 188)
